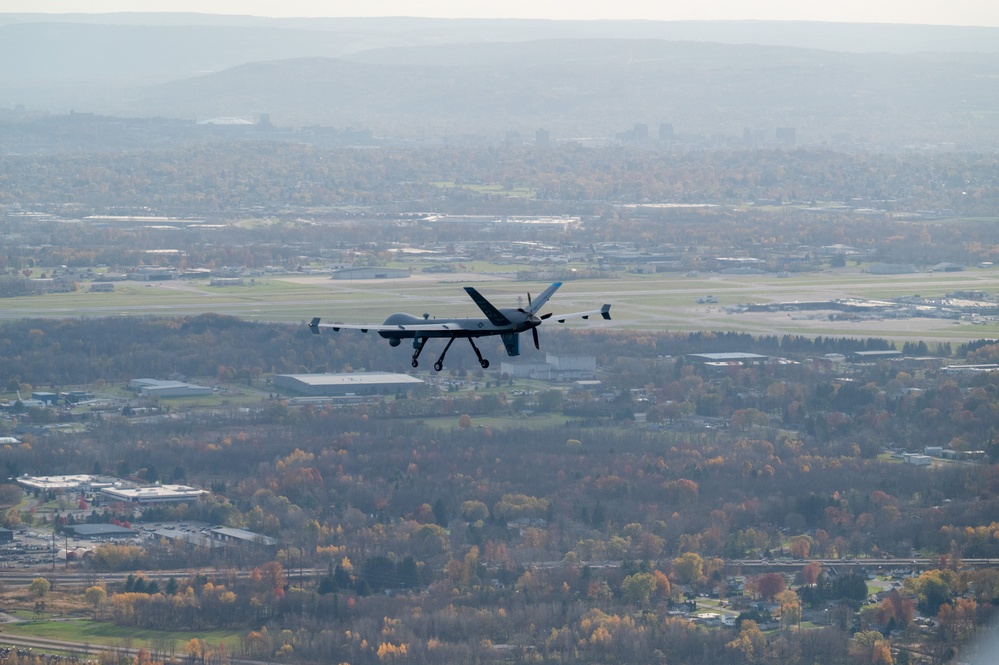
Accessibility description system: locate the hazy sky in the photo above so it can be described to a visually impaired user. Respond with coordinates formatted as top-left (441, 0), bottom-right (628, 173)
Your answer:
top-left (6, 0), bottom-right (999, 27)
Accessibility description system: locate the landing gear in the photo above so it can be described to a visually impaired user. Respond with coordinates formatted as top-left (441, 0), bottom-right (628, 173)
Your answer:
top-left (416, 336), bottom-right (494, 372)
top-left (411, 337), bottom-right (428, 368)
top-left (432, 337), bottom-right (457, 372)
top-left (468, 338), bottom-right (490, 369)
top-left (422, 337), bottom-right (489, 372)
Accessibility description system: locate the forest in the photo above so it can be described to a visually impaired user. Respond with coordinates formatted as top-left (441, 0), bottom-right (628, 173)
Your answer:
top-left (1, 143), bottom-right (997, 216)
top-left (2, 117), bottom-right (999, 664)
top-left (2, 316), bottom-right (999, 663)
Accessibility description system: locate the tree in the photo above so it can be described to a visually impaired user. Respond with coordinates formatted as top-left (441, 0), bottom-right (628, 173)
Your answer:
top-left (850, 630), bottom-right (893, 665)
top-left (84, 585), bottom-right (106, 608)
top-left (621, 572), bottom-right (657, 606)
top-left (829, 572), bottom-right (869, 602)
top-left (788, 535), bottom-right (813, 558)
top-left (777, 589), bottom-right (801, 630)
top-left (671, 552), bottom-right (703, 586)
top-left (755, 573), bottom-right (787, 601)
top-left (28, 577), bottom-right (50, 598)
top-left (726, 619), bottom-right (766, 663)
top-left (799, 561), bottom-right (823, 586)
top-left (84, 585), bottom-right (107, 619)
top-left (905, 569), bottom-right (956, 616)
top-left (459, 500), bottom-right (489, 522)
top-left (878, 589), bottom-right (915, 630)
top-left (432, 498), bottom-right (450, 528)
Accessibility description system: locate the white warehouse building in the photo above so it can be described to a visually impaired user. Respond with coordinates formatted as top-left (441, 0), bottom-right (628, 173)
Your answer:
top-left (273, 372), bottom-right (424, 397)
top-left (500, 353), bottom-right (597, 380)
top-left (101, 484), bottom-right (208, 505)
top-left (129, 378), bottom-right (213, 398)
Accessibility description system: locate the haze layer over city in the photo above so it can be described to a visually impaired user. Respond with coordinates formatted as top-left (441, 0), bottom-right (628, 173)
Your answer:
top-left (1, 5), bottom-right (999, 665)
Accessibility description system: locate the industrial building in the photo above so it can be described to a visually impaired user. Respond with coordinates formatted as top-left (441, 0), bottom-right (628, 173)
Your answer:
top-left (847, 350), bottom-right (903, 362)
top-left (685, 353), bottom-right (772, 374)
top-left (211, 527), bottom-right (279, 548)
top-left (501, 353), bottom-right (597, 380)
top-left (100, 484), bottom-right (208, 505)
top-left (330, 267), bottom-right (410, 280)
top-left (66, 524), bottom-right (138, 540)
top-left (17, 474), bottom-right (119, 493)
top-left (273, 372), bottom-right (424, 397)
top-left (129, 378), bottom-right (214, 398)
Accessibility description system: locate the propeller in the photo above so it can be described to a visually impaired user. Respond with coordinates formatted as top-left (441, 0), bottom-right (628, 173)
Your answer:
top-left (517, 292), bottom-right (554, 349)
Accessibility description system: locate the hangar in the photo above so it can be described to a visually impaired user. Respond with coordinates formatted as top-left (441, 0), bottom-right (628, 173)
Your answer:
top-left (273, 372), bottom-right (424, 397)
top-left (331, 267), bottom-right (409, 280)
top-left (686, 352), bottom-right (769, 365)
top-left (129, 378), bottom-right (213, 398)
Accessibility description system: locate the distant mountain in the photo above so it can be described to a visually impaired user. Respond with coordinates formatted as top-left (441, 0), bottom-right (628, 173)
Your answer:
top-left (130, 40), bottom-right (999, 145)
top-left (2, 15), bottom-right (998, 146)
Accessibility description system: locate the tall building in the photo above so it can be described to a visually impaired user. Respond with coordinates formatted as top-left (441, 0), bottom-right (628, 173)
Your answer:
top-left (776, 127), bottom-right (797, 145)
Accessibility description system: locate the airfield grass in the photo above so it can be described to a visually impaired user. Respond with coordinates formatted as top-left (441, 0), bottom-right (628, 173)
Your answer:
top-left (0, 617), bottom-right (241, 652)
top-left (413, 413), bottom-right (572, 430)
top-left (5, 266), bottom-right (999, 343)
top-left (430, 181), bottom-right (538, 198)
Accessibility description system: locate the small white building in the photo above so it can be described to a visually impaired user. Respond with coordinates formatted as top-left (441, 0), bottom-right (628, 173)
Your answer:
top-left (905, 454), bottom-right (933, 467)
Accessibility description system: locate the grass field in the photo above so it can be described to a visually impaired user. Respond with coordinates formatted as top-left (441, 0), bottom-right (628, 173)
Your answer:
top-left (430, 182), bottom-right (538, 198)
top-left (414, 413), bottom-right (572, 430)
top-left (1, 617), bottom-right (241, 652)
top-left (3, 266), bottom-right (999, 343)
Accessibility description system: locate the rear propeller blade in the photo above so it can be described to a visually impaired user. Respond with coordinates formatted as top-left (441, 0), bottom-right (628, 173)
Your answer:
top-left (532, 326), bottom-right (540, 350)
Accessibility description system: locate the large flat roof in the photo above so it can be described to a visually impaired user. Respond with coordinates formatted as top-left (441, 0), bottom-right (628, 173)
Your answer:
top-left (277, 372), bottom-right (423, 387)
top-left (17, 474), bottom-right (119, 491)
top-left (68, 524), bottom-right (137, 538)
top-left (687, 353), bottom-right (769, 361)
top-left (102, 484), bottom-right (207, 502)
top-left (212, 527), bottom-right (279, 546)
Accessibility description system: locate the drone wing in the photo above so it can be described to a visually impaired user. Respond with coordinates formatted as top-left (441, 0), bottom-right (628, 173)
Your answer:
top-left (309, 318), bottom-right (465, 334)
top-left (550, 304), bottom-right (612, 324)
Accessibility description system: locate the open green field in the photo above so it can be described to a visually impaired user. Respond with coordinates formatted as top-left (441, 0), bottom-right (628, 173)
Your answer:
top-left (1, 617), bottom-right (241, 652)
top-left (430, 181), bottom-right (538, 198)
top-left (413, 413), bottom-right (572, 430)
top-left (3, 266), bottom-right (999, 343)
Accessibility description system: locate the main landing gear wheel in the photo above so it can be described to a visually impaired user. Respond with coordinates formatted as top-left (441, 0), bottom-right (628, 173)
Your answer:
top-left (411, 336), bottom-right (428, 369)
top-left (480, 359), bottom-right (490, 369)
top-left (434, 361), bottom-right (444, 372)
